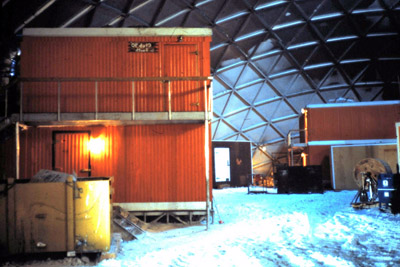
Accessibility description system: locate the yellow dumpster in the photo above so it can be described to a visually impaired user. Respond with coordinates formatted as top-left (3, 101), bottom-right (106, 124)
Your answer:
top-left (0, 175), bottom-right (111, 256)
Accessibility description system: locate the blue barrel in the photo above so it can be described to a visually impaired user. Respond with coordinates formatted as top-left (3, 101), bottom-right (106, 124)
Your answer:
top-left (378, 173), bottom-right (395, 209)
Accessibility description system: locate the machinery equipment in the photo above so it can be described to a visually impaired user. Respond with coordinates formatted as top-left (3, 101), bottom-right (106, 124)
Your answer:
top-left (351, 158), bottom-right (392, 208)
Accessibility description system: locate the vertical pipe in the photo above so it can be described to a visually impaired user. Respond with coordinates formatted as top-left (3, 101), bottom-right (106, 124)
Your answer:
top-left (95, 81), bottom-right (98, 120)
top-left (132, 81), bottom-right (135, 120)
top-left (57, 82), bottom-right (61, 121)
top-left (304, 109), bottom-right (308, 144)
top-left (168, 81), bottom-right (172, 120)
top-left (287, 131), bottom-right (292, 166)
top-left (19, 83), bottom-right (23, 121)
top-left (208, 78), bottom-right (213, 115)
top-left (15, 122), bottom-right (20, 180)
top-left (290, 148), bottom-right (294, 166)
top-left (204, 81), bottom-right (208, 121)
top-left (204, 80), bottom-right (210, 230)
top-left (5, 88), bottom-right (7, 117)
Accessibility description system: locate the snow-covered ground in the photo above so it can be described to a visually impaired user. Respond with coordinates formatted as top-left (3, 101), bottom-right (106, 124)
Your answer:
top-left (4, 188), bottom-right (400, 266)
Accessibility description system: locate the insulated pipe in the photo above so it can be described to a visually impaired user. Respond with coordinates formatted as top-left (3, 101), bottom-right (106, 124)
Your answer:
top-left (5, 88), bottom-right (7, 117)
top-left (15, 122), bottom-right (20, 180)
top-left (19, 83), bottom-right (23, 121)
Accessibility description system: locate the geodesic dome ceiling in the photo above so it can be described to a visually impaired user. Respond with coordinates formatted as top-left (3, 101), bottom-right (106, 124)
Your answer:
top-left (1, 0), bottom-right (400, 174)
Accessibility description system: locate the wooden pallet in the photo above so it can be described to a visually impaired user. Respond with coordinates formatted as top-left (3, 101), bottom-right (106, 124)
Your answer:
top-left (351, 202), bottom-right (380, 209)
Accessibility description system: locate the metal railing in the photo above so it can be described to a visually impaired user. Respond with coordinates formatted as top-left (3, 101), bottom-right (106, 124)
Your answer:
top-left (13, 76), bottom-right (213, 123)
top-left (287, 129), bottom-right (307, 166)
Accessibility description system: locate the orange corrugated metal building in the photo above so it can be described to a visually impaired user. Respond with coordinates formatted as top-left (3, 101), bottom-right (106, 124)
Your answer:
top-left (298, 101), bottom-right (400, 188)
top-left (17, 124), bottom-right (208, 204)
top-left (5, 28), bottom-right (213, 216)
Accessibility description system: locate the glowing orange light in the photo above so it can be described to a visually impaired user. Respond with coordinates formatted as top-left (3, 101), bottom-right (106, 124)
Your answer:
top-left (301, 152), bottom-right (307, 166)
top-left (88, 137), bottom-right (105, 155)
top-left (303, 109), bottom-right (308, 144)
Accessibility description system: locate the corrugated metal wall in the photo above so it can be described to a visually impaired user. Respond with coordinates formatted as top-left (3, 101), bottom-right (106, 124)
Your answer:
top-left (15, 124), bottom-right (208, 203)
top-left (123, 124), bottom-right (207, 202)
top-left (20, 36), bottom-right (211, 113)
top-left (303, 103), bottom-right (400, 188)
top-left (307, 104), bottom-right (400, 141)
top-left (307, 146), bottom-right (330, 166)
top-left (164, 44), bottom-right (201, 112)
top-left (53, 132), bottom-right (90, 177)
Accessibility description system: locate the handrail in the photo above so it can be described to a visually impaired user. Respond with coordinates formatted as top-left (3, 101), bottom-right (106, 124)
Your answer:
top-left (287, 129), bottom-right (306, 147)
top-left (287, 129), bottom-right (307, 167)
top-left (20, 77), bottom-right (213, 82)
top-left (15, 76), bottom-right (213, 123)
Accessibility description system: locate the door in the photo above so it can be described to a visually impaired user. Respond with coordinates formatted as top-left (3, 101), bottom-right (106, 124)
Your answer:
top-left (214, 147), bottom-right (231, 183)
top-left (53, 131), bottom-right (91, 177)
top-left (164, 44), bottom-right (200, 111)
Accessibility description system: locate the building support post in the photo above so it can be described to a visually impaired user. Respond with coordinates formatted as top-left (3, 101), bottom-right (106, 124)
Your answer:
top-left (132, 81), bottom-right (135, 120)
top-left (168, 81), bottom-right (172, 120)
top-left (204, 80), bottom-right (210, 230)
top-left (95, 81), bottom-right (98, 120)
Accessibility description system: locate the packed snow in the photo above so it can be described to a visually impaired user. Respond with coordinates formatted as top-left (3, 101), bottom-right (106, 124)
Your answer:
top-left (3, 188), bottom-right (400, 266)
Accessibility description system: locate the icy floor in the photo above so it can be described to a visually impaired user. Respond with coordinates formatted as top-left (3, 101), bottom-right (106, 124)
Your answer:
top-left (4, 188), bottom-right (400, 266)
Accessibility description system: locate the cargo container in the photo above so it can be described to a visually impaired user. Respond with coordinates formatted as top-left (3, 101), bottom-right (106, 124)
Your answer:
top-left (1, 28), bottom-right (213, 224)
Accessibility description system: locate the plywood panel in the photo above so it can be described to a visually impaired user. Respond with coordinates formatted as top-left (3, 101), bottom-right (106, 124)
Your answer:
top-left (331, 144), bottom-right (397, 190)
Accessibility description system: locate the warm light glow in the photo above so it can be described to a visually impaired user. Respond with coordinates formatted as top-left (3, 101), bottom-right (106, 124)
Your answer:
top-left (303, 108), bottom-right (308, 143)
top-left (88, 137), bottom-right (105, 155)
top-left (301, 152), bottom-right (307, 166)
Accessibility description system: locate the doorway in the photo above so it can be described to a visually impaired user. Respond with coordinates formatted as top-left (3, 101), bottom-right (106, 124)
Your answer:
top-left (214, 147), bottom-right (231, 183)
top-left (52, 131), bottom-right (91, 177)
top-left (212, 141), bottom-right (252, 187)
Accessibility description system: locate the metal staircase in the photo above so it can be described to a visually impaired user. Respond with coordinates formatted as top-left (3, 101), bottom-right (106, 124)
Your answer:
top-left (287, 129), bottom-right (307, 166)
top-left (113, 207), bottom-right (146, 240)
